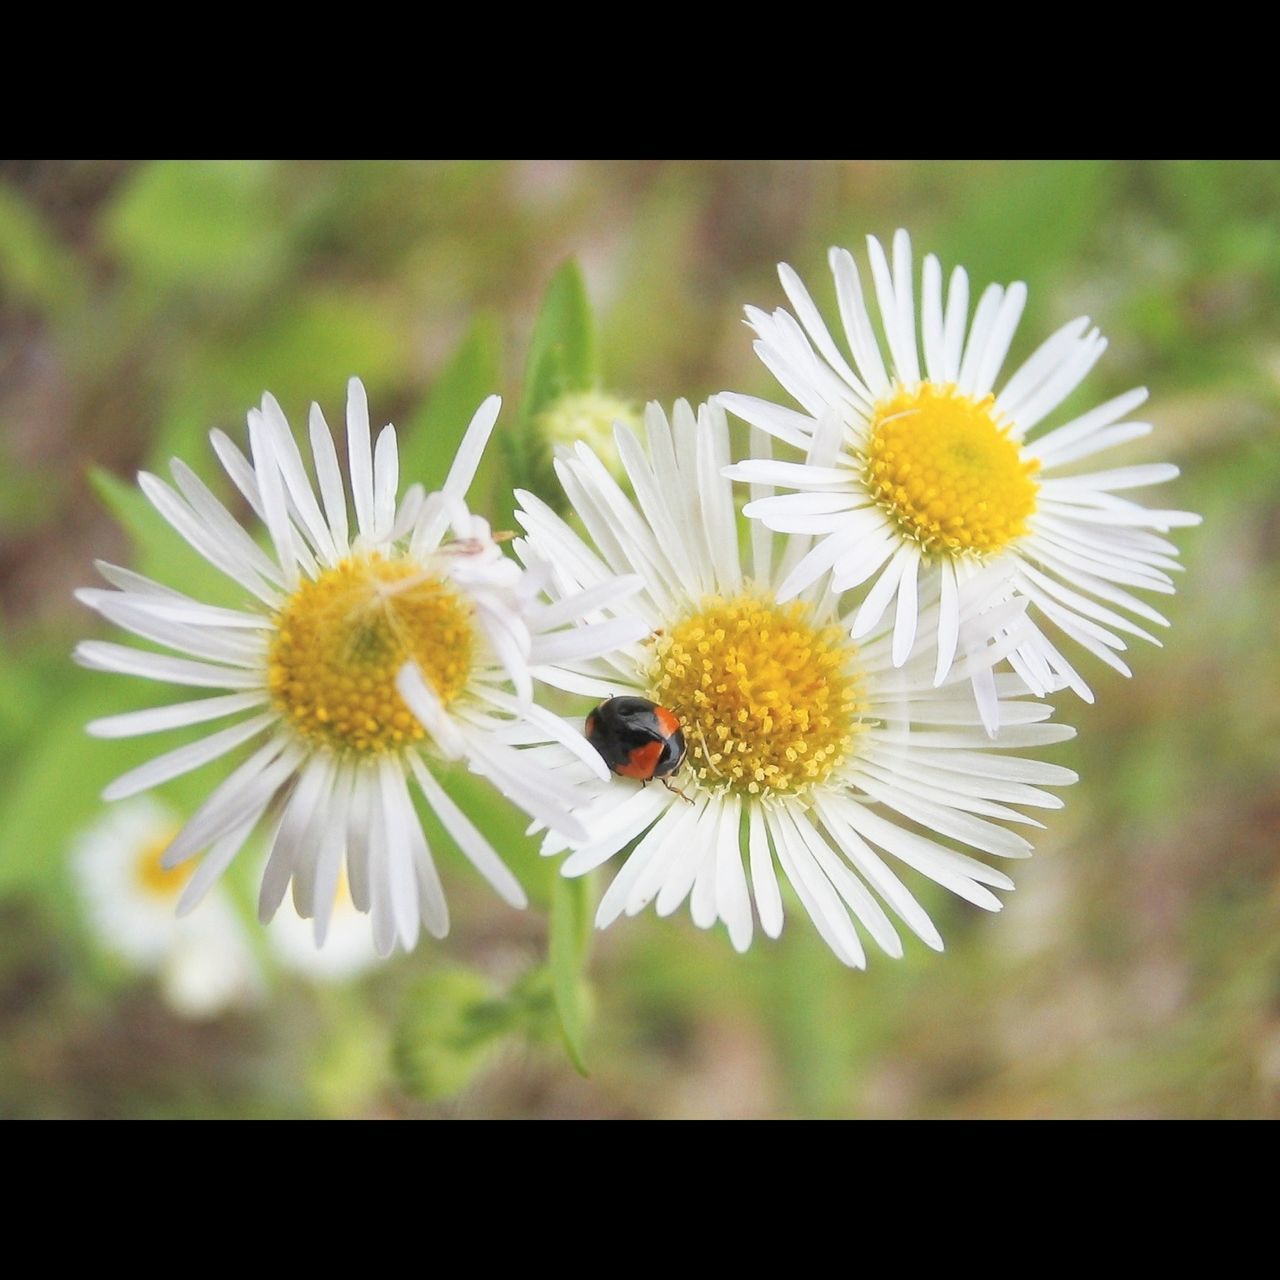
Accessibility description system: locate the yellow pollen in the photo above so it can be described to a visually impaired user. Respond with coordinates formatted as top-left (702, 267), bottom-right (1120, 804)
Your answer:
top-left (863, 383), bottom-right (1040, 556)
top-left (650, 593), bottom-right (864, 799)
top-left (134, 828), bottom-right (191, 901)
top-left (267, 553), bottom-right (474, 755)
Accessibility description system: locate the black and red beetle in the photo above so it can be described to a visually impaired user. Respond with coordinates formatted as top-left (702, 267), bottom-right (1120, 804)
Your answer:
top-left (585, 696), bottom-right (687, 792)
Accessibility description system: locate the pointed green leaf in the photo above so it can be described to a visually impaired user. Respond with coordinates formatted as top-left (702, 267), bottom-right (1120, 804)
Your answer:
top-left (519, 259), bottom-right (599, 423)
top-left (549, 870), bottom-right (594, 1075)
top-left (104, 160), bottom-right (286, 294)
top-left (503, 259), bottom-right (600, 515)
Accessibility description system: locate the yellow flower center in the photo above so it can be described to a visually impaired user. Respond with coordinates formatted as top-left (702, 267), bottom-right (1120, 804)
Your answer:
top-left (135, 829), bottom-right (191, 901)
top-left (650, 593), bottom-right (864, 798)
top-left (864, 383), bottom-right (1040, 556)
top-left (268, 553), bottom-right (474, 755)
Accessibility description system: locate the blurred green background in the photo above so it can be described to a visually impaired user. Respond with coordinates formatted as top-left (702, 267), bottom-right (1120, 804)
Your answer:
top-left (1, 159), bottom-right (1276, 1119)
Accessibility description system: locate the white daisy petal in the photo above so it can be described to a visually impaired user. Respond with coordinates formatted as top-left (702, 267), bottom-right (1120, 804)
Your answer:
top-left (378, 756), bottom-right (422, 951)
top-left (713, 794), bottom-right (752, 952)
top-left (656, 798), bottom-right (721, 919)
top-left (444, 394), bottom-right (501, 499)
top-left (259, 755), bottom-right (333, 923)
top-left (851, 545), bottom-right (912, 639)
top-left (176, 813), bottom-right (261, 918)
top-left (972, 281), bottom-right (1027, 397)
top-left (87, 691), bottom-right (268, 738)
top-left (792, 808), bottom-right (901, 959)
top-left (778, 262), bottom-right (872, 402)
top-left (409, 755), bottom-right (528, 908)
top-left (74, 641), bottom-right (262, 690)
top-left (689, 799), bottom-right (722, 930)
top-left (715, 391), bottom-right (821, 455)
top-left (941, 265), bottom-right (970, 381)
top-left (136, 471), bottom-right (282, 606)
top-left (261, 392), bottom-right (339, 563)
top-left (372, 424), bottom-right (399, 543)
top-left (246, 410), bottom-right (301, 587)
top-left (310, 765), bottom-right (353, 945)
top-left (308, 401), bottom-right (350, 554)
top-left (813, 796), bottom-right (943, 950)
top-left (956, 283), bottom-right (1005, 394)
top-left (829, 246), bottom-right (890, 397)
top-left (594, 796), bottom-right (703, 928)
top-left (163, 737), bottom-right (301, 868)
top-left (891, 549), bottom-right (920, 668)
top-left (346, 376), bottom-right (375, 539)
top-left (1014, 329), bottom-right (1108, 434)
top-left (921, 253), bottom-right (946, 383)
top-left (773, 807), bottom-right (865, 969)
top-left (747, 803), bottom-right (784, 938)
top-left (168, 460), bottom-right (290, 590)
top-left (996, 316), bottom-right (1093, 419)
top-left (102, 711), bottom-right (275, 802)
top-left (1026, 385), bottom-right (1149, 461)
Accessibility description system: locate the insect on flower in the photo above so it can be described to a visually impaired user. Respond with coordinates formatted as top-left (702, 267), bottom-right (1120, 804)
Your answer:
top-left (585, 696), bottom-right (689, 798)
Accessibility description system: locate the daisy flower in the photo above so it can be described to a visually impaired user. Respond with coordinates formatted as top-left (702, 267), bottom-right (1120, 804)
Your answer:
top-left (75, 379), bottom-right (644, 957)
top-left (720, 229), bottom-right (1201, 707)
top-left (512, 398), bottom-right (1077, 967)
top-left (71, 798), bottom-right (263, 1018)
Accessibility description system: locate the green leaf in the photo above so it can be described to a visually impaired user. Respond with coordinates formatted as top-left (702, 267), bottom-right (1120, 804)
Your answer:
top-left (0, 631), bottom-right (43, 755)
top-left (548, 871), bottom-right (594, 1075)
top-left (519, 259), bottom-right (598, 422)
top-left (503, 260), bottom-right (599, 511)
top-left (399, 311), bottom-right (503, 495)
top-left (104, 160), bottom-right (286, 294)
top-left (0, 669), bottom-right (142, 895)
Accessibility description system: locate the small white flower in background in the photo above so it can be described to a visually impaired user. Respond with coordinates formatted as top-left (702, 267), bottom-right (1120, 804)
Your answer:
top-left (71, 798), bottom-right (263, 1018)
top-left (513, 399), bottom-right (1078, 968)
top-left (268, 871), bottom-right (381, 982)
top-left (76, 378), bottom-right (645, 957)
top-left (720, 229), bottom-right (1201, 711)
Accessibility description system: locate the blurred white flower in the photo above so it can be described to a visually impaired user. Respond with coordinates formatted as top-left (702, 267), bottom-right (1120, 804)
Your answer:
top-left (269, 873), bottom-right (382, 982)
top-left (71, 797), bottom-right (263, 1018)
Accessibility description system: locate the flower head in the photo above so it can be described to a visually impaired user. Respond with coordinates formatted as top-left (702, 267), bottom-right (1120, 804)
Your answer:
top-left (71, 798), bottom-right (263, 1017)
top-left (514, 399), bottom-right (1076, 966)
top-left (534, 388), bottom-right (640, 484)
top-left (721, 229), bottom-right (1201, 709)
top-left (76, 379), bottom-right (644, 956)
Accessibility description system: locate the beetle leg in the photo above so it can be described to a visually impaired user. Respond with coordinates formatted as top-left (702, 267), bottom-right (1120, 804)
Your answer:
top-left (661, 777), bottom-right (694, 804)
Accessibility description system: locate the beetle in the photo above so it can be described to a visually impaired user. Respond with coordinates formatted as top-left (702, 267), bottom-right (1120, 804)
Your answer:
top-left (585, 696), bottom-right (689, 798)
